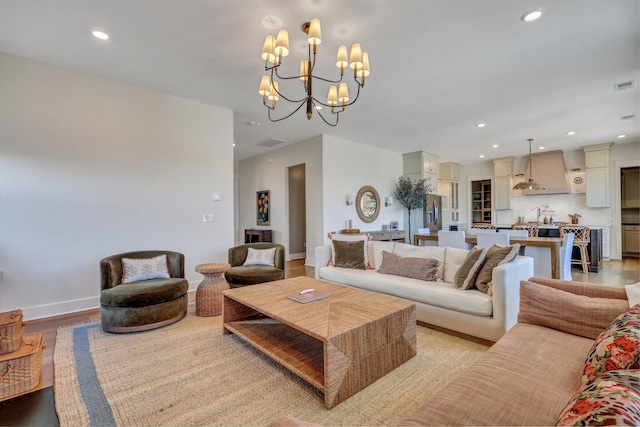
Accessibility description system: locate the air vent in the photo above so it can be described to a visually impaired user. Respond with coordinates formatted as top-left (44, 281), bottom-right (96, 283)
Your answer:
top-left (614, 80), bottom-right (635, 91)
top-left (620, 114), bottom-right (636, 121)
top-left (257, 137), bottom-right (288, 148)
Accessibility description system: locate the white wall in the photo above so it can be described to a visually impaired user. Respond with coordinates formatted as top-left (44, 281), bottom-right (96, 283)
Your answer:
top-left (0, 52), bottom-right (235, 319)
top-left (236, 136), bottom-right (324, 264)
top-left (322, 135), bottom-right (404, 242)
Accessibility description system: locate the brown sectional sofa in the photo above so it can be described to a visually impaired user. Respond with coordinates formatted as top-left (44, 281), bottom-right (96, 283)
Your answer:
top-left (400, 276), bottom-right (630, 426)
top-left (272, 277), bottom-right (633, 426)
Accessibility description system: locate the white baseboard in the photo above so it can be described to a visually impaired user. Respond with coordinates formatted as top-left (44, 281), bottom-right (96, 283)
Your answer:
top-left (23, 279), bottom-right (202, 321)
top-left (288, 252), bottom-right (306, 260)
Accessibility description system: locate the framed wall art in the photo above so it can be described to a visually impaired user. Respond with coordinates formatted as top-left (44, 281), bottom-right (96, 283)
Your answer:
top-left (256, 190), bottom-right (270, 226)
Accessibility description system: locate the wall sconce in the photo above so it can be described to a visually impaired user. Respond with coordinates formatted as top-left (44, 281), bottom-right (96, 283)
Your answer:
top-left (345, 194), bottom-right (353, 206)
top-left (385, 196), bottom-right (393, 207)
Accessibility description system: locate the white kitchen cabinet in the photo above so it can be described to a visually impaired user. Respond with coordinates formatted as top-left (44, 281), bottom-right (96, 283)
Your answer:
top-left (493, 157), bottom-right (515, 210)
top-left (602, 226), bottom-right (610, 260)
top-left (583, 143), bottom-right (613, 208)
top-left (623, 225), bottom-right (640, 254)
top-left (403, 151), bottom-right (440, 193)
top-left (439, 162), bottom-right (460, 224)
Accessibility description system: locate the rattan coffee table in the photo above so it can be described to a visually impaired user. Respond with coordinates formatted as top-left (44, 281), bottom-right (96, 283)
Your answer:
top-left (222, 276), bottom-right (416, 409)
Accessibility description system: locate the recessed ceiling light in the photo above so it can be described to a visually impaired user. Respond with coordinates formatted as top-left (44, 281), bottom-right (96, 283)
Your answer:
top-left (618, 134), bottom-right (627, 138)
top-left (538, 146), bottom-right (545, 150)
top-left (92, 30), bottom-right (109, 40)
top-left (566, 131), bottom-right (576, 136)
top-left (476, 123), bottom-right (486, 128)
top-left (521, 9), bottom-right (543, 22)
top-left (479, 155), bottom-right (485, 158)
top-left (492, 144), bottom-right (499, 148)
top-left (246, 121), bottom-right (261, 126)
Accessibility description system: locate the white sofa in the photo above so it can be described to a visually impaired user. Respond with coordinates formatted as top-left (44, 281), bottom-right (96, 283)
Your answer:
top-left (315, 241), bottom-right (534, 342)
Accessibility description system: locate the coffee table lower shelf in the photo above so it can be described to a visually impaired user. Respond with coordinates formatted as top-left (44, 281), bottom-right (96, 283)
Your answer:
top-left (224, 319), bottom-right (324, 391)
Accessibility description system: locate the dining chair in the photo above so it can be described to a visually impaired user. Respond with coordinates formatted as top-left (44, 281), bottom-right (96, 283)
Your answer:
top-left (437, 231), bottom-right (466, 249)
top-left (560, 226), bottom-right (590, 273)
top-left (558, 232), bottom-right (575, 281)
top-left (476, 231), bottom-right (510, 248)
top-left (499, 229), bottom-right (529, 238)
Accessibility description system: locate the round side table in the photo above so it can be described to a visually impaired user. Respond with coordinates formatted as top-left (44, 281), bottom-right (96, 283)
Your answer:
top-left (195, 263), bottom-right (231, 317)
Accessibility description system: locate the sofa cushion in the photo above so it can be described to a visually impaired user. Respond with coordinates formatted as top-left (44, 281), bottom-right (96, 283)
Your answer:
top-left (319, 267), bottom-right (493, 316)
top-left (443, 247), bottom-right (469, 284)
top-left (518, 280), bottom-right (631, 340)
top-left (368, 240), bottom-right (396, 270)
top-left (101, 278), bottom-right (188, 307)
top-left (378, 251), bottom-right (439, 281)
top-left (332, 240), bottom-right (366, 270)
top-left (454, 246), bottom-right (488, 290)
top-left (474, 243), bottom-right (520, 295)
top-left (556, 369), bottom-right (640, 426)
top-left (582, 304), bottom-right (640, 384)
top-left (329, 233), bottom-right (371, 268)
top-left (393, 243), bottom-right (445, 282)
top-left (121, 254), bottom-right (170, 283)
top-left (242, 247), bottom-right (276, 266)
top-left (225, 265), bottom-right (284, 286)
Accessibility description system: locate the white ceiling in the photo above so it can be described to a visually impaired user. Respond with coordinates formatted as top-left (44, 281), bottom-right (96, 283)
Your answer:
top-left (0, 0), bottom-right (638, 164)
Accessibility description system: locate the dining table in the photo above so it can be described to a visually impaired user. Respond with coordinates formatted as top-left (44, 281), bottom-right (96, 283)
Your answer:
top-left (413, 233), bottom-right (564, 279)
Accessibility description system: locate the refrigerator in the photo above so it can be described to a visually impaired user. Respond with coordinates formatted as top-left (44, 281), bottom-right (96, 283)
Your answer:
top-left (423, 194), bottom-right (443, 233)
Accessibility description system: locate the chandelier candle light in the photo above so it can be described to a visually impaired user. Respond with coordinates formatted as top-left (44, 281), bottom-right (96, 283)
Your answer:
top-left (258, 18), bottom-right (370, 126)
top-left (513, 138), bottom-right (548, 191)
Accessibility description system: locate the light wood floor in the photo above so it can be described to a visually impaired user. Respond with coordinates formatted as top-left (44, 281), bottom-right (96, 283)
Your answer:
top-left (8, 257), bottom-right (637, 403)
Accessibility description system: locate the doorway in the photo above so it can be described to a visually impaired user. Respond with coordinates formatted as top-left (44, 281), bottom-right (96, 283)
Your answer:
top-left (287, 164), bottom-right (306, 260)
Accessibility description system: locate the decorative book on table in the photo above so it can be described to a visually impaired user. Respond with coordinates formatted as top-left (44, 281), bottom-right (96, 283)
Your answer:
top-left (288, 291), bottom-right (329, 304)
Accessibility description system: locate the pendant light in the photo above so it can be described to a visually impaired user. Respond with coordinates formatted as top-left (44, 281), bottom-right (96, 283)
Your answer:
top-left (513, 139), bottom-right (548, 190)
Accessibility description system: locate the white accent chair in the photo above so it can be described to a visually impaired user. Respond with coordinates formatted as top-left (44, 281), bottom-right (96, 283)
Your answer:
top-left (559, 232), bottom-right (575, 281)
top-left (437, 231), bottom-right (466, 249)
top-left (476, 231), bottom-right (510, 248)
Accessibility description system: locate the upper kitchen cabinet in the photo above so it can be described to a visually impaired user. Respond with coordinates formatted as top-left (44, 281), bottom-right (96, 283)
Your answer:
top-left (622, 167), bottom-right (640, 208)
top-left (439, 162), bottom-right (460, 223)
top-left (403, 151), bottom-right (440, 193)
top-left (493, 157), bottom-right (515, 210)
top-left (583, 142), bottom-right (613, 208)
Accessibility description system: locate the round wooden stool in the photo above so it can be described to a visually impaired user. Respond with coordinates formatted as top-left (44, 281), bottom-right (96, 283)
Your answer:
top-left (195, 263), bottom-right (231, 317)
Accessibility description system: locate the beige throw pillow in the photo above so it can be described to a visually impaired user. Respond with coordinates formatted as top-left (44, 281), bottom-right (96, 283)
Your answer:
top-left (243, 247), bottom-right (276, 266)
top-left (378, 251), bottom-right (439, 281)
top-left (454, 246), bottom-right (488, 290)
top-left (332, 240), bottom-right (366, 270)
top-left (121, 254), bottom-right (170, 283)
top-left (474, 243), bottom-right (520, 295)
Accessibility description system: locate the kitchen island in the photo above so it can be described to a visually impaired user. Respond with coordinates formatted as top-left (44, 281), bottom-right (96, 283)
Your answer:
top-left (414, 233), bottom-right (563, 279)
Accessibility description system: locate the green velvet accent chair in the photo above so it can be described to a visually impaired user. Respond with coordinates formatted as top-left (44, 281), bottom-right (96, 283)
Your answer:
top-left (225, 243), bottom-right (285, 288)
top-left (100, 250), bottom-right (188, 333)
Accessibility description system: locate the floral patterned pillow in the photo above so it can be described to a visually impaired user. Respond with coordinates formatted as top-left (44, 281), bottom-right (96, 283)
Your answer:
top-left (556, 369), bottom-right (640, 426)
top-left (582, 304), bottom-right (640, 384)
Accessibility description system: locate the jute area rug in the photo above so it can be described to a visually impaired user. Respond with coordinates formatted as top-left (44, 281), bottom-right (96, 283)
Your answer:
top-left (54, 307), bottom-right (488, 427)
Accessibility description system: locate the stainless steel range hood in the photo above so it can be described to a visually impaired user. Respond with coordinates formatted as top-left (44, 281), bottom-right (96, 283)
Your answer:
top-left (520, 150), bottom-right (571, 195)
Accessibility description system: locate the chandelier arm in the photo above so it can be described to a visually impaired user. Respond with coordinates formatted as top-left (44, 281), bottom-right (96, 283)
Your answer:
top-left (266, 100), bottom-right (307, 123)
top-left (312, 101), bottom-right (339, 127)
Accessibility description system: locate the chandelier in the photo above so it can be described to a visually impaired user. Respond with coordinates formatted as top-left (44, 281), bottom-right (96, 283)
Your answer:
top-left (258, 18), bottom-right (370, 126)
top-left (513, 138), bottom-right (548, 190)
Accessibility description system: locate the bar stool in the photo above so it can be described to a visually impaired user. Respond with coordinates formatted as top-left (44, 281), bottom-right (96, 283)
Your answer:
top-left (560, 226), bottom-right (590, 273)
top-left (471, 223), bottom-right (496, 230)
top-left (512, 224), bottom-right (534, 236)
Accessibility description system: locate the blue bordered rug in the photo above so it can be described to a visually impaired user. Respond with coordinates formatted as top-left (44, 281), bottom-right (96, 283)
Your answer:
top-left (54, 308), bottom-right (488, 427)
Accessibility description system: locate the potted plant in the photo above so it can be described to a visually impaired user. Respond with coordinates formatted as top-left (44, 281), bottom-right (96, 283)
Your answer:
top-left (568, 213), bottom-right (581, 224)
top-left (393, 176), bottom-right (433, 239)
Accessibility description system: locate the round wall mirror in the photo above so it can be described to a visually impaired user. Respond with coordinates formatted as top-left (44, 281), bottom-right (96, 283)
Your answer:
top-left (355, 185), bottom-right (380, 223)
